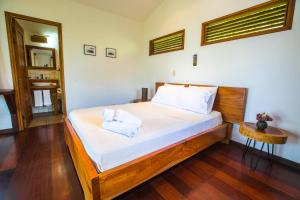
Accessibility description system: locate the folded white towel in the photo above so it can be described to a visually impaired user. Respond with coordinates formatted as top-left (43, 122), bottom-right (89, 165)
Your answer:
top-left (103, 109), bottom-right (115, 122)
top-left (34, 90), bottom-right (43, 107)
top-left (43, 90), bottom-right (52, 106)
top-left (103, 121), bottom-right (140, 138)
top-left (114, 109), bottom-right (142, 127)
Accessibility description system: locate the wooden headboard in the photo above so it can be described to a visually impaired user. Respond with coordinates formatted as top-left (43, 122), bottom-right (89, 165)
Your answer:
top-left (155, 82), bottom-right (247, 124)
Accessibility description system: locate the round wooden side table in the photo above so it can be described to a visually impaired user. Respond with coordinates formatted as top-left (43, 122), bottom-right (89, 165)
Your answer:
top-left (239, 122), bottom-right (288, 170)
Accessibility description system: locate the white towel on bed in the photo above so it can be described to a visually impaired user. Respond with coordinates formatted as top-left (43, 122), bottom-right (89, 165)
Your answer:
top-left (103, 109), bottom-right (115, 122)
top-left (102, 109), bottom-right (142, 137)
top-left (114, 109), bottom-right (142, 126)
top-left (103, 121), bottom-right (140, 138)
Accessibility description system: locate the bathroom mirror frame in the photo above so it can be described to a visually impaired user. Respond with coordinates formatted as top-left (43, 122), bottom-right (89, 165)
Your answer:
top-left (26, 45), bottom-right (57, 70)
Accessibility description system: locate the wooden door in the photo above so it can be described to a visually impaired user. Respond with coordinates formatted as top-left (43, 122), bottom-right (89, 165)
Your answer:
top-left (12, 19), bottom-right (33, 128)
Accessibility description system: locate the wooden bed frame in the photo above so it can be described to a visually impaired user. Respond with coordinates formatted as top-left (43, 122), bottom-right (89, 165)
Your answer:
top-left (64, 82), bottom-right (247, 200)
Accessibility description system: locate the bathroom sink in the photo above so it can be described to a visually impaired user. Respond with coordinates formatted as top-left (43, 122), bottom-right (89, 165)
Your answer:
top-left (32, 82), bottom-right (57, 87)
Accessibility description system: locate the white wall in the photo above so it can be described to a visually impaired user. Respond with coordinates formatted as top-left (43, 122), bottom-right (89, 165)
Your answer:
top-left (0, 0), bottom-right (147, 129)
top-left (143, 0), bottom-right (300, 163)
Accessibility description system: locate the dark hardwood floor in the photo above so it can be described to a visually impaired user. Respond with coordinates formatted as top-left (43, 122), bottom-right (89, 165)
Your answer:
top-left (0, 123), bottom-right (299, 200)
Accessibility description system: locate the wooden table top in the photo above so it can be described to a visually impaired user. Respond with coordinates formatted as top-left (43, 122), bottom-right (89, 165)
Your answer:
top-left (239, 122), bottom-right (288, 144)
top-left (0, 89), bottom-right (14, 95)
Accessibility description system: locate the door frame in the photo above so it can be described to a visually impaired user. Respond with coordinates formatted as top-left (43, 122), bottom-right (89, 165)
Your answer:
top-left (5, 12), bottom-right (67, 131)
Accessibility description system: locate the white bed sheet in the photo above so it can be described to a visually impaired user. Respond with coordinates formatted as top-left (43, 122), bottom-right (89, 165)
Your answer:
top-left (69, 102), bottom-right (223, 172)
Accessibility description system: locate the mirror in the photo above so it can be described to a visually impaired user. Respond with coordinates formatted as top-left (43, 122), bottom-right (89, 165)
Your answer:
top-left (26, 45), bottom-right (56, 69)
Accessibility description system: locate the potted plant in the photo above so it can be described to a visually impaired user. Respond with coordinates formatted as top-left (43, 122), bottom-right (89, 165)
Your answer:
top-left (256, 112), bottom-right (273, 131)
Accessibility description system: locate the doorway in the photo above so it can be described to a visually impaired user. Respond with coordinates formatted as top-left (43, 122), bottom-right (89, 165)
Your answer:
top-left (5, 12), bottom-right (66, 130)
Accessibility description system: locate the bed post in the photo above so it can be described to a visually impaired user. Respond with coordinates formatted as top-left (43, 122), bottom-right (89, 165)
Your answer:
top-left (91, 177), bottom-right (101, 200)
top-left (222, 123), bottom-right (233, 144)
top-left (64, 119), bottom-right (101, 200)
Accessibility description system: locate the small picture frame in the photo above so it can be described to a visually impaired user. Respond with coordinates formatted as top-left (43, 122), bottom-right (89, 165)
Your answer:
top-left (84, 44), bottom-right (96, 56)
top-left (106, 48), bottom-right (117, 58)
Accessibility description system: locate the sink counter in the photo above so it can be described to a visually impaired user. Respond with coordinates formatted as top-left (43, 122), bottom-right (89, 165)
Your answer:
top-left (29, 79), bottom-right (60, 114)
top-left (29, 79), bottom-right (59, 90)
top-left (30, 85), bottom-right (58, 90)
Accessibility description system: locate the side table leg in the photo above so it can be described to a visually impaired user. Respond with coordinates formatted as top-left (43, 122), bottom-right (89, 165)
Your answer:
top-left (270, 144), bottom-right (275, 166)
top-left (252, 142), bottom-right (265, 170)
top-left (242, 138), bottom-right (252, 159)
top-left (249, 140), bottom-right (256, 169)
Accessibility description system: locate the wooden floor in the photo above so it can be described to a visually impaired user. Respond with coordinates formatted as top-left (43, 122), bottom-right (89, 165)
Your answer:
top-left (0, 123), bottom-right (299, 200)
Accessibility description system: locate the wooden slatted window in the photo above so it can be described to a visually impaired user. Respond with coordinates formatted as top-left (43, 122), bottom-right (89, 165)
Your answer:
top-left (149, 30), bottom-right (185, 56)
top-left (201, 0), bottom-right (295, 46)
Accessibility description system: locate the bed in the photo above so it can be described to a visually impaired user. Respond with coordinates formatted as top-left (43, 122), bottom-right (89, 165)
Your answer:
top-left (64, 82), bottom-right (247, 200)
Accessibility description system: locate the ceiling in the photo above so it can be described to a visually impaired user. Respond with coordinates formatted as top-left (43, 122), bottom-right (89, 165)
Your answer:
top-left (16, 19), bottom-right (58, 38)
top-left (70, 0), bottom-right (163, 21)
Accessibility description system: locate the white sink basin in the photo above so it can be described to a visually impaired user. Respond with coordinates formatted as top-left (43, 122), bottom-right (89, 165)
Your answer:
top-left (32, 82), bottom-right (56, 87)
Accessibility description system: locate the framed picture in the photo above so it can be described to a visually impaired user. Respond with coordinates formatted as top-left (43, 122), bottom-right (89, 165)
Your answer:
top-left (106, 48), bottom-right (117, 58)
top-left (84, 44), bottom-right (96, 56)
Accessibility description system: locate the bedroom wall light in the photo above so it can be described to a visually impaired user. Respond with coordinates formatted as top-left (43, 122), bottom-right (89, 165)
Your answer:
top-left (193, 54), bottom-right (198, 66)
top-left (31, 35), bottom-right (47, 43)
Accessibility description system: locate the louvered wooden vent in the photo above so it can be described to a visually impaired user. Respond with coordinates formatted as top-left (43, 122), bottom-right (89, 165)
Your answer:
top-left (149, 30), bottom-right (185, 56)
top-left (201, 0), bottom-right (295, 46)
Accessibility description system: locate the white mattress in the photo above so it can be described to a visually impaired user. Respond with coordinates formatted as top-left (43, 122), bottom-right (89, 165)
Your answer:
top-left (69, 102), bottom-right (223, 172)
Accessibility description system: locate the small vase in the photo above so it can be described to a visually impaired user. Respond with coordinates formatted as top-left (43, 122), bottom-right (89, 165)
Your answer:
top-left (256, 121), bottom-right (268, 131)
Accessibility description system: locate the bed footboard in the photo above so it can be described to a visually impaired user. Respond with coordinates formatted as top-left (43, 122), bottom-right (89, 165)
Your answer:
top-left (65, 118), bottom-right (230, 200)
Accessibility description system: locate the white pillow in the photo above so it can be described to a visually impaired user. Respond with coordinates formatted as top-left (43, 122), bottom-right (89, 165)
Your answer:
top-left (177, 86), bottom-right (213, 114)
top-left (151, 84), bottom-right (184, 106)
top-left (189, 86), bottom-right (218, 113)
